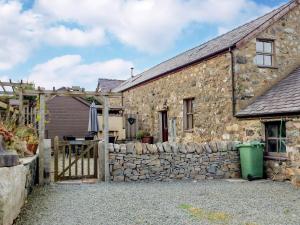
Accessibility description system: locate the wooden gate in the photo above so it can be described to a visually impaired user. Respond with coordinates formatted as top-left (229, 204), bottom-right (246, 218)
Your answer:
top-left (54, 138), bottom-right (99, 181)
top-left (125, 114), bottom-right (138, 140)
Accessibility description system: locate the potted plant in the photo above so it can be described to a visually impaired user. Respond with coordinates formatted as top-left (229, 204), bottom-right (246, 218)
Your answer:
top-left (14, 125), bottom-right (39, 155)
top-left (136, 130), bottom-right (154, 144)
top-left (0, 122), bottom-right (32, 157)
top-left (26, 135), bottom-right (39, 154)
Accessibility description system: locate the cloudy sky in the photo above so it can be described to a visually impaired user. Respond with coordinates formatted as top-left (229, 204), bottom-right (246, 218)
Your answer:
top-left (0, 0), bottom-right (287, 90)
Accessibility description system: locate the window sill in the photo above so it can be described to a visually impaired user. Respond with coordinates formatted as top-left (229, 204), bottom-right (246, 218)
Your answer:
top-left (264, 155), bottom-right (289, 161)
top-left (257, 65), bottom-right (278, 69)
top-left (184, 129), bottom-right (194, 133)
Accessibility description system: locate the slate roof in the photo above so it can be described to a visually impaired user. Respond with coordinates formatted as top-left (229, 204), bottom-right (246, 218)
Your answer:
top-left (114, 1), bottom-right (291, 92)
top-left (236, 67), bottom-right (300, 117)
top-left (97, 78), bottom-right (124, 92)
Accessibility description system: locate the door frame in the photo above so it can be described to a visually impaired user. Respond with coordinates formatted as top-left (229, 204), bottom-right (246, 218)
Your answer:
top-left (159, 110), bottom-right (168, 142)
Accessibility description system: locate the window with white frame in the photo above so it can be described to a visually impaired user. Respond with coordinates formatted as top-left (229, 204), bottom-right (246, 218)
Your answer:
top-left (256, 40), bottom-right (274, 67)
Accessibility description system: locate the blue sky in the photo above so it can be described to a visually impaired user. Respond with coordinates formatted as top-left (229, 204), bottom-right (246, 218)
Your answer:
top-left (0, 0), bottom-right (288, 90)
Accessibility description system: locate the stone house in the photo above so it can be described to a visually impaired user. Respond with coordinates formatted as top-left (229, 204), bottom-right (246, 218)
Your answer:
top-left (113, 0), bottom-right (300, 182)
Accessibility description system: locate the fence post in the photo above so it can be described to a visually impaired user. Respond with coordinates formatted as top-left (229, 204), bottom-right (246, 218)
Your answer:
top-left (93, 138), bottom-right (98, 179)
top-left (103, 96), bottom-right (110, 182)
top-left (38, 93), bottom-right (45, 185)
top-left (98, 141), bottom-right (105, 181)
top-left (54, 136), bottom-right (59, 182)
top-left (18, 89), bottom-right (24, 125)
top-left (44, 139), bottom-right (51, 184)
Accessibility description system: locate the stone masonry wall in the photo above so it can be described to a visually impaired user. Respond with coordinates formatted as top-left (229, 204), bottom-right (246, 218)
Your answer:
top-left (120, 3), bottom-right (300, 187)
top-left (122, 53), bottom-right (235, 143)
top-left (109, 141), bottom-right (240, 182)
top-left (121, 4), bottom-right (300, 144)
top-left (234, 4), bottom-right (300, 111)
top-left (264, 119), bottom-right (300, 186)
top-left (0, 155), bottom-right (38, 225)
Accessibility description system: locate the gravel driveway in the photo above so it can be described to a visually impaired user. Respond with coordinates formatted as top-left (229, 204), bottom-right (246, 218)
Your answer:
top-left (15, 180), bottom-right (299, 225)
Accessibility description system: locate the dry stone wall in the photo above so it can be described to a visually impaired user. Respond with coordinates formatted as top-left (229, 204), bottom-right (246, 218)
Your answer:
top-left (108, 141), bottom-right (240, 182)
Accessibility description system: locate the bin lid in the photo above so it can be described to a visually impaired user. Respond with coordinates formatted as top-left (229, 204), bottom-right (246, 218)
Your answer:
top-left (237, 141), bottom-right (265, 148)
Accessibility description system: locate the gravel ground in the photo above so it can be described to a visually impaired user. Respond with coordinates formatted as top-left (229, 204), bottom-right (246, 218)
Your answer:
top-left (14, 180), bottom-right (299, 225)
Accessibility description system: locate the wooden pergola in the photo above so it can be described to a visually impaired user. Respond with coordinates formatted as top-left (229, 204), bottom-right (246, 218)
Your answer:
top-left (0, 80), bottom-right (120, 184)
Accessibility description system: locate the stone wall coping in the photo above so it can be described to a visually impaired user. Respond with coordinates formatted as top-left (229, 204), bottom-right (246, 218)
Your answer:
top-left (20, 154), bottom-right (38, 166)
top-left (109, 141), bottom-right (240, 155)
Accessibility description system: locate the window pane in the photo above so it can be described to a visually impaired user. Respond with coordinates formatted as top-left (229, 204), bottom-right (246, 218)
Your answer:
top-left (187, 115), bottom-right (193, 130)
top-left (188, 100), bottom-right (192, 113)
top-left (256, 54), bottom-right (264, 65)
top-left (264, 55), bottom-right (272, 66)
top-left (267, 139), bottom-right (277, 152)
top-left (256, 41), bottom-right (264, 52)
top-left (278, 139), bottom-right (286, 153)
top-left (264, 42), bottom-right (272, 53)
top-left (266, 124), bottom-right (278, 137)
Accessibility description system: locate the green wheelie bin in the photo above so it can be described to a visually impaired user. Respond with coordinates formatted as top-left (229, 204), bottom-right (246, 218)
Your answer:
top-left (237, 142), bottom-right (265, 180)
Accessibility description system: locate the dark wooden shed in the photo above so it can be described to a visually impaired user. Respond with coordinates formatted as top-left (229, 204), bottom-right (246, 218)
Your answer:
top-left (45, 96), bottom-right (90, 139)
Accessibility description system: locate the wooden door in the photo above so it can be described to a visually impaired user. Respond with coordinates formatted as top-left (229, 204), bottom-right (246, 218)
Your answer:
top-left (125, 114), bottom-right (138, 140)
top-left (161, 111), bottom-right (168, 142)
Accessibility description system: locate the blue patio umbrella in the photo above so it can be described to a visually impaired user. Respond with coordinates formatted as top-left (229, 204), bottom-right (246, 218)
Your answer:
top-left (88, 102), bottom-right (99, 135)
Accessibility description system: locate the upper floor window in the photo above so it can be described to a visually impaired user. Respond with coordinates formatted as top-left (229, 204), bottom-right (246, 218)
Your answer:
top-left (183, 98), bottom-right (194, 131)
top-left (265, 121), bottom-right (286, 154)
top-left (256, 40), bottom-right (274, 67)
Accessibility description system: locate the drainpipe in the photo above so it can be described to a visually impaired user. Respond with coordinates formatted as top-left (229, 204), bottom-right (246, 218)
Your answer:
top-left (229, 47), bottom-right (236, 116)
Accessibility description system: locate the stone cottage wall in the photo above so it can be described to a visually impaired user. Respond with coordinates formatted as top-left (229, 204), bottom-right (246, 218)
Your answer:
top-left (121, 4), bottom-right (300, 144)
top-left (234, 4), bottom-right (300, 112)
top-left (122, 53), bottom-right (236, 143)
top-left (120, 3), bottom-right (300, 187)
top-left (264, 119), bottom-right (300, 186)
top-left (108, 141), bottom-right (240, 182)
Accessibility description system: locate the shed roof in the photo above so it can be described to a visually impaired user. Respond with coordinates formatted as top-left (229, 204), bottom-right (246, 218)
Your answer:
top-left (97, 78), bottom-right (124, 92)
top-left (114, 1), bottom-right (295, 92)
top-left (236, 67), bottom-right (300, 117)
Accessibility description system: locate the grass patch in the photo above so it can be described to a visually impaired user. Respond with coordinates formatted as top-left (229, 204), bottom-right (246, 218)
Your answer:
top-left (179, 204), bottom-right (231, 224)
top-left (179, 204), bottom-right (192, 210)
top-left (283, 209), bottom-right (290, 215)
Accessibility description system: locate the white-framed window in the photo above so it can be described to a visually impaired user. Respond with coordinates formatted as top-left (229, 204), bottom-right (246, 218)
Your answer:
top-left (256, 40), bottom-right (274, 67)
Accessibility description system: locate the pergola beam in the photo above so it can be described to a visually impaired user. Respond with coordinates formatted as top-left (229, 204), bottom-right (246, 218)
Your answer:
top-left (0, 80), bottom-right (116, 184)
top-left (4, 89), bottom-right (121, 98)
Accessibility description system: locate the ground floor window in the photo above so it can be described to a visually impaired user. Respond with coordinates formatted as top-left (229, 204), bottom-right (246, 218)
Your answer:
top-left (265, 121), bottom-right (286, 153)
top-left (183, 98), bottom-right (194, 131)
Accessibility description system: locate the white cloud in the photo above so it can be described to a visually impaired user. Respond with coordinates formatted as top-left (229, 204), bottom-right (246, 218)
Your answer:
top-left (0, 0), bottom-right (278, 70)
top-left (0, 1), bottom-right (43, 70)
top-left (34, 0), bottom-right (274, 53)
top-left (45, 26), bottom-right (106, 47)
top-left (26, 55), bottom-right (133, 90)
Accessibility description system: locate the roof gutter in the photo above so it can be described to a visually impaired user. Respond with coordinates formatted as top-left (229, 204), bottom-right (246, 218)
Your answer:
top-left (117, 47), bottom-right (231, 92)
top-left (236, 110), bottom-right (300, 119)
